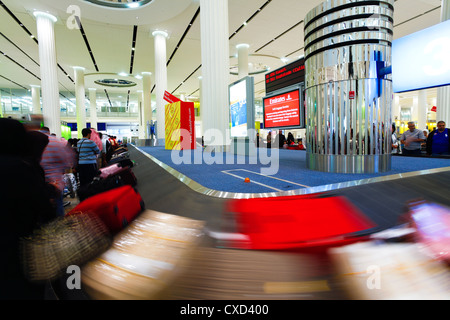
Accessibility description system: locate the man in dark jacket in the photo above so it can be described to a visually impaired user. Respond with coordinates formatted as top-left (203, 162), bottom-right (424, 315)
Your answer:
top-left (0, 118), bottom-right (56, 299)
top-left (426, 121), bottom-right (450, 156)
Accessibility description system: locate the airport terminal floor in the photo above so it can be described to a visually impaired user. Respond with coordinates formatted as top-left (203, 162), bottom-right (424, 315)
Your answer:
top-left (49, 143), bottom-right (450, 301)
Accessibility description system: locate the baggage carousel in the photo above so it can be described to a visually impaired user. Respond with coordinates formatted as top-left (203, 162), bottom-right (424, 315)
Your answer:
top-left (51, 144), bottom-right (450, 300)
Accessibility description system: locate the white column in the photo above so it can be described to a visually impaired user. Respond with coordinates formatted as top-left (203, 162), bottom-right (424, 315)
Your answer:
top-left (152, 31), bottom-right (168, 144)
top-left (437, 0), bottom-right (450, 125)
top-left (237, 44), bottom-right (249, 79)
top-left (89, 88), bottom-right (97, 131)
top-left (34, 11), bottom-right (61, 137)
top-left (74, 67), bottom-right (86, 138)
top-left (142, 72), bottom-right (152, 139)
top-left (200, 0), bottom-right (230, 149)
top-left (31, 85), bottom-right (41, 114)
top-left (179, 92), bottom-right (186, 102)
top-left (417, 90), bottom-right (427, 130)
top-left (198, 76), bottom-right (203, 138)
top-left (137, 90), bottom-right (145, 139)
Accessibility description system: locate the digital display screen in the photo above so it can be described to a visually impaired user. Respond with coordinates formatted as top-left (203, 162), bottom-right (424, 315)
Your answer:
top-left (229, 78), bottom-right (248, 138)
top-left (393, 19), bottom-right (450, 93)
top-left (263, 89), bottom-right (301, 129)
top-left (265, 58), bottom-right (305, 94)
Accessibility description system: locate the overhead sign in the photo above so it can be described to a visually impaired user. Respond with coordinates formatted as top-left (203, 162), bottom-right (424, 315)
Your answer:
top-left (393, 19), bottom-right (450, 93)
top-left (265, 58), bottom-right (305, 94)
top-left (164, 90), bottom-right (181, 103)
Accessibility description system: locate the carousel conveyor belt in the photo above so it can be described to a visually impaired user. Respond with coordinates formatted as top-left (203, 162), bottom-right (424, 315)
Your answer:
top-left (128, 144), bottom-right (450, 235)
top-left (48, 145), bottom-right (450, 300)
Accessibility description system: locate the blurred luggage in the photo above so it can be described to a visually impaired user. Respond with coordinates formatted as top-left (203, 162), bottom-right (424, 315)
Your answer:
top-left (98, 163), bottom-right (137, 186)
top-left (81, 210), bottom-right (205, 300)
top-left (77, 175), bottom-right (124, 202)
top-left (69, 185), bottom-right (145, 235)
top-left (329, 241), bottom-right (450, 300)
top-left (108, 154), bottom-right (131, 166)
top-left (169, 247), bottom-right (342, 300)
top-left (223, 195), bottom-right (376, 251)
top-left (405, 200), bottom-right (450, 263)
top-left (21, 214), bottom-right (112, 282)
top-left (98, 163), bottom-right (121, 179)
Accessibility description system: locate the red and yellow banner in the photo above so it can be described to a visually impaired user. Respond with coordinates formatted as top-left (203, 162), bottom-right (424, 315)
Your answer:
top-left (165, 101), bottom-right (196, 150)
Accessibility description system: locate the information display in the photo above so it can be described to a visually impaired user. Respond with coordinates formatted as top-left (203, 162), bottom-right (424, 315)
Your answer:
top-left (393, 19), bottom-right (450, 93)
top-left (263, 88), bottom-right (303, 129)
top-left (229, 77), bottom-right (254, 138)
top-left (265, 58), bottom-right (305, 94)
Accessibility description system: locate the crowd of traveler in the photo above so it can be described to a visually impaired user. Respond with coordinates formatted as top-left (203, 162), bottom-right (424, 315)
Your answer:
top-left (393, 120), bottom-right (449, 157)
top-left (0, 116), bottom-right (123, 299)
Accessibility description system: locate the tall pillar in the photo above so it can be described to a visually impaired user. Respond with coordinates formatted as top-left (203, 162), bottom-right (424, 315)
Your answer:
top-left (74, 67), bottom-right (86, 138)
top-left (200, 0), bottom-right (230, 150)
top-left (437, 0), bottom-right (450, 125)
top-left (0, 90), bottom-right (2, 117)
top-left (31, 85), bottom-right (41, 114)
top-left (89, 88), bottom-right (97, 131)
top-left (304, 0), bottom-right (394, 173)
top-left (236, 44), bottom-right (249, 79)
top-left (34, 11), bottom-right (61, 137)
top-left (417, 90), bottom-right (427, 130)
top-left (137, 90), bottom-right (145, 139)
top-left (152, 31), bottom-right (168, 144)
top-left (198, 76), bottom-right (203, 138)
top-left (142, 72), bottom-right (152, 139)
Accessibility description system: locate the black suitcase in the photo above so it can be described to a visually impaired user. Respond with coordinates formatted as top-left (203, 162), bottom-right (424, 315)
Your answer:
top-left (77, 175), bottom-right (124, 202)
top-left (114, 167), bottom-right (137, 186)
top-left (108, 156), bottom-right (133, 168)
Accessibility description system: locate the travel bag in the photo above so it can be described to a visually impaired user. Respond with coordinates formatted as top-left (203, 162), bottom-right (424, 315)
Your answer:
top-left (77, 175), bottom-right (124, 202)
top-left (81, 210), bottom-right (205, 300)
top-left (223, 195), bottom-right (376, 251)
top-left (21, 213), bottom-right (112, 282)
top-left (98, 164), bottom-right (137, 186)
top-left (68, 185), bottom-right (145, 235)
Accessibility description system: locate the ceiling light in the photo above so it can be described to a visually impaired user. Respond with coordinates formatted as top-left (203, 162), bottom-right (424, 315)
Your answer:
top-left (118, 72), bottom-right (128, 77)
top-left (127, 3), bottom-right (140, 9)
top-left (33, 11), bottom-right (57, 23)
top-left (152, 30), bottom-right (169, 38)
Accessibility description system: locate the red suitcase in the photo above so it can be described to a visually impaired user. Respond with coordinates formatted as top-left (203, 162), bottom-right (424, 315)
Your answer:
top-left (68, 185), bottom-right (145, 234)
top-left (224, 195), bottom-right (376, 251)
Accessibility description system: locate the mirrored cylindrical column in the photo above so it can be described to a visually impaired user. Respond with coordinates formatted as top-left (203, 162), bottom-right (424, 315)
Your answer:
top-left (304, 0), bottom-right (394, 173)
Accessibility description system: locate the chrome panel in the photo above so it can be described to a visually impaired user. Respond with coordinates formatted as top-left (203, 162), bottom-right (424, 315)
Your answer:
top-left (305, 17), bottom-right (393, 48)
top-left (305, 6), bottom-right (393, 38)
top-left (305, 0), bottom-right (395, 28)
top-left (305, 0), bottom-right (393, 174)
top-left (305, 30), bottom-right (393, 59)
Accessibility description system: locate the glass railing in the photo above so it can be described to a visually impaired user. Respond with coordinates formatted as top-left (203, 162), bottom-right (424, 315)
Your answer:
top-left (1, 105), bottom-right (138, 119)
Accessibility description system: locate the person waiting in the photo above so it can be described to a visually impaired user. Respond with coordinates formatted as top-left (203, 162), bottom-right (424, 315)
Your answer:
top-left (391, 124), bottom-right (399, 154)
top-left (426, 121), bottom-right (450, 156)
top-left (400, 122), bottom-right (426, 156)
top-left (77, 128), bottom-right (100, 187)
top-left (278, 130), bottom-right (286, 148)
